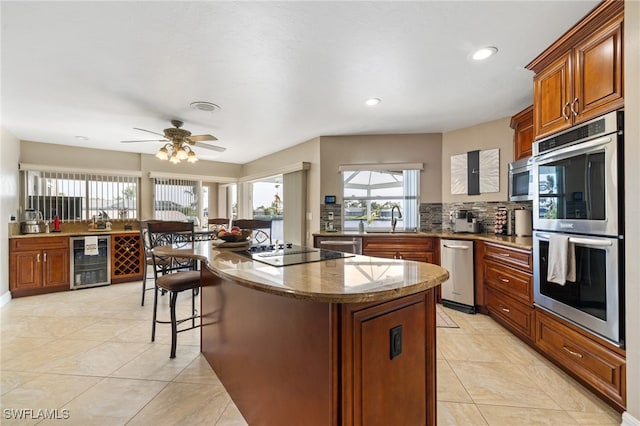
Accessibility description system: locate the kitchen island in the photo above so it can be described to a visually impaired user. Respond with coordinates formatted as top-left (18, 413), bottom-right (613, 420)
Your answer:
top-left (154, 241), bottom-right (449, 426)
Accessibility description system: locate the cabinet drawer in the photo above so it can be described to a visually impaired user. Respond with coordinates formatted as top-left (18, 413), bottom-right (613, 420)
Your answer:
top-left (486, 288), bottom-right (535, 341)
top-left (484, 260), bottom-right (532, 305)
top-left (363, 250), bottom-right (434, 264)
top-left (484, 242), bottom-right (532, 272)
top-left (11, 236), bottom-right (69, 251)
top-left (535, 309), bottom-right (626, 409)
top-left (363, 237), bottom-right (435, 252)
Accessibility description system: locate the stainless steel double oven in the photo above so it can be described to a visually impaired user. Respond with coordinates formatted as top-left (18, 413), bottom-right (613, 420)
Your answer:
top-left (532, 110), bottom-right (624, 346)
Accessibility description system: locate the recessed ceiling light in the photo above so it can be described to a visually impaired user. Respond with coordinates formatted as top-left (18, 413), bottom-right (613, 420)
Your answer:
top-left (75, 135), bottom-right (88, 141)
top-left (190, 101), bottom-right (221, 112)
top-left (472, 47), bottom-right (498, 61)
top-left (365, 98), bottom-right (381, 106)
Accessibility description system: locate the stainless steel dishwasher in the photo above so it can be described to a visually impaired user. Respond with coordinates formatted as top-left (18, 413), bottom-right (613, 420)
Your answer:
top-left (440, 239), bottom-right (475, 313)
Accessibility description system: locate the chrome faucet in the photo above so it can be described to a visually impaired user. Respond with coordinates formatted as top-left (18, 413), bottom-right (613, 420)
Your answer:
top-left (391, 205), bottom-right (402, 232)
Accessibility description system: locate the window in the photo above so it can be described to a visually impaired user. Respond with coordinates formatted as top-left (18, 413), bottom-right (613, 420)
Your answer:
top-left (153, 178), bottom-right (200, 226)
top-left (22, 170), bottom-right (138, 222)
top-left (251, 176), bottom-right (283, 241)
top-left (342, 169), bottom-right (419, 231)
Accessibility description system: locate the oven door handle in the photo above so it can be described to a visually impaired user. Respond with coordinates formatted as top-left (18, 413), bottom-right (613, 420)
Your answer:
top-left (536, 233), bottom-right (613, 247)
top-left (534, 135), bottom-right (613, 164)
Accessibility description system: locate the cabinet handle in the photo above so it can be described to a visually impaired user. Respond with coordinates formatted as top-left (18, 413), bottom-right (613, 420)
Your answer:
top-left (570, 98), bottom-right (579, 116)
top-left (562, 102), bottom-right (571, 120)
top-left (499, 253), bottom-right (510, 257)
top-left (499, 277), bottom-right (510, 283)
top-left (500, 307), bottom-right (510, 313)
top-left (43, 252), bottom-right (47, 262)
top-left (37, 253), bottom-right (41, 263)
top-left (562, 345), bottom-right (584, 359)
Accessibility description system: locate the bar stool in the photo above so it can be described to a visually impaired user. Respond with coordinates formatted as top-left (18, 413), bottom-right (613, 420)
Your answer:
top-left (139, 219), bottom-right (163, 306)
top-left (147, 221), bottom-right (201, 358)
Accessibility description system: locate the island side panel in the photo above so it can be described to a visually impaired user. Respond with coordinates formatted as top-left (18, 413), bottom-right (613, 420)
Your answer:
top-left (200, 266), bottom-right (338, 426)
top-left (341, 289), bottom-right (437, 426)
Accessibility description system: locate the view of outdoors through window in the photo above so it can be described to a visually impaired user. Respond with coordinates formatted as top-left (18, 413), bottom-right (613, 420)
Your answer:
top-left (342, 169), bottom-right (419, 231)
top-left (153, 178), bottom-right (200, 226)
top-left (252, 177), bottom-right (283, 241)
top-left (24, 171), bottom-right (138, 222)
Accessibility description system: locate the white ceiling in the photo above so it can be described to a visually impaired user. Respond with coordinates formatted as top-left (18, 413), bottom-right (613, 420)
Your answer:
top-left (1, 1), bottom-right (599, 164)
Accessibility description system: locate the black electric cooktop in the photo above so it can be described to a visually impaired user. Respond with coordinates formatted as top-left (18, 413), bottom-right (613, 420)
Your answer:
top-left (241, 244), bottom-right (354, 267)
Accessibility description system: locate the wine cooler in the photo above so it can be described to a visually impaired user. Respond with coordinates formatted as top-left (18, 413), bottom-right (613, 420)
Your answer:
top-left (70, 236), bottom-right (111, 289)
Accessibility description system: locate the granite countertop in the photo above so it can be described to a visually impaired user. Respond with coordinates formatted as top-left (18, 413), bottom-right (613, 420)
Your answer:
top-left (9, 229), bottom-right (140, 238)
top-left (313, 231), bottom-right (533, 250)
top-left (153, 241), bottom-right (450, 304)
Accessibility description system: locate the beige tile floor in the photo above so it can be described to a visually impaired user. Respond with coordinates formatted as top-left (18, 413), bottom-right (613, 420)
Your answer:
top-left (1, 281), bottom-right (622, 425)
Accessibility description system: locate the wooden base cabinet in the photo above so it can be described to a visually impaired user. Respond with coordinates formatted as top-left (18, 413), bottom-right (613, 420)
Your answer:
top-left (535, 308), bottom-right (626, 412)
top-left (9, 237), bottom-right (70, 297)
top-left (483, 242), bottom-right (535, 342)
top-left (362, 236), bottom-right (439, 264)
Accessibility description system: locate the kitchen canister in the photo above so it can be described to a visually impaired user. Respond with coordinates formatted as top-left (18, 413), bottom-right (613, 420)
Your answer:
top-left (515, 209), bottom-right (532, 236)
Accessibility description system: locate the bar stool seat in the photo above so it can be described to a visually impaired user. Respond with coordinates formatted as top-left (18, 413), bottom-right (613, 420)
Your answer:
top-left (156, 270), bottom-right (200, 293)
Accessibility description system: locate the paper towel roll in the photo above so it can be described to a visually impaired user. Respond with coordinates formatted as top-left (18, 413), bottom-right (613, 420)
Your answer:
top-left (515, 209), bottom-right (532, 236)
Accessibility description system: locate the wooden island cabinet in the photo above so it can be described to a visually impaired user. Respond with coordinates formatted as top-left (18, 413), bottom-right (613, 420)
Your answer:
top-left (156, 241), bottom-right (449, 426)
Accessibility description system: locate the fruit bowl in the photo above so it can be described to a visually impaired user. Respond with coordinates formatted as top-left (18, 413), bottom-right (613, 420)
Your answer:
top-left (218, 229), bottom-right (252, 242)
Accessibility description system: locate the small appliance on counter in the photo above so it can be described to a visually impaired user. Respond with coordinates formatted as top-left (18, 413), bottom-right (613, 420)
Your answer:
top-left (453, 210), bottom-right (480, 233)
top-left (514, 208), bottom-right (532, 236)
top-left (20, 209), bottom-right (43, 234)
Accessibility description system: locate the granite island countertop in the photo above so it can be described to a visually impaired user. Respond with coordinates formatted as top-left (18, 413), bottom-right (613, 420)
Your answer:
top-left (153, 240), bottom-right (450, 304)
top-left (313, 231), bottom-right (533, 250)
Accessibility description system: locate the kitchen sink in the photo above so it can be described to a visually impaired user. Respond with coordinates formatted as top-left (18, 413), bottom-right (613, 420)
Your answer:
top-left (366, 229), bottom-right (418, 234)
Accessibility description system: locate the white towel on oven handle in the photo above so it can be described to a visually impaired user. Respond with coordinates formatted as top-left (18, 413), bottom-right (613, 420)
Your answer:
top-left (547, 234), bottom-right (576, 286)
top-left (84, 236), bottom-right (99, 256)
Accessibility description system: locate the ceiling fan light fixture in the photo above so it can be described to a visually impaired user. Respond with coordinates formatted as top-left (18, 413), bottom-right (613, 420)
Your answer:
top-left (187, 151), bottom-right (199, 163)
top-left (176, 145), bottom-right (188, 160)
top-left (156, 146), bottom-right (169, 160)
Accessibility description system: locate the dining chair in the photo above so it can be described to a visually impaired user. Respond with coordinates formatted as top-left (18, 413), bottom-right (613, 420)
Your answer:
top-left (232, 219), bottom-right (272, 244)
top-left (208, 218), bottom-right (230, 236)
top-left (147, 220), bottom-right (201, 358)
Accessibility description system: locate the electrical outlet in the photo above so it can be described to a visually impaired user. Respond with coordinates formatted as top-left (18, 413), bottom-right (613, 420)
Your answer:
top-left (328, 212), bottom-right (334, 220)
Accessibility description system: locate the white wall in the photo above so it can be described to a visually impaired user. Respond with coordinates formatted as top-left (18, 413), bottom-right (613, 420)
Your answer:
top-left (624, 1), bottom-right (640, 423)
top-left (0, 128), bottom-right (21, 305)
top-left (441, 117), bottom-right (513, 203)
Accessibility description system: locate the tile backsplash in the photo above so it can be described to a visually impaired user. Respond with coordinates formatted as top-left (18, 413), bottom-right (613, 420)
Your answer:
top-left (320, 201), bottom-right (533, 234)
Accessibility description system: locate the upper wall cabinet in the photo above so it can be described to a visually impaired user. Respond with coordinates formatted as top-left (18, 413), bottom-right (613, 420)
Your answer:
top-left (527, 0), bottom-right (624, 140)
top-left (510, 105), bottom-right (534, 161)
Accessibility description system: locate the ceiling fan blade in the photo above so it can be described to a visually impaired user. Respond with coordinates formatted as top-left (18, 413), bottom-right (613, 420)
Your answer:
top-left (120, 139), bottom-right (167, 143)
top-left (133, 127), bottom-right (167, 138)
top-left (195, 142), bottom-right (226, 152)
top-left (188, 134), bottom-right (218, 142)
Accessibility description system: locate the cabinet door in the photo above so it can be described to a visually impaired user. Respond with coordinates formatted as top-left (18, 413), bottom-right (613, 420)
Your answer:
top-left (344, 291), bottom-right (435, 426)
top-left (43, 248), bottom-right (70, 287)
top-left (10, 250), bottom-right (41, 291)
top-left (511, 105), bottom-right (534, 161)
top-left (533, 52), bottom-right (572, 139)
top-left (572, 13), bottom-right (624, 124)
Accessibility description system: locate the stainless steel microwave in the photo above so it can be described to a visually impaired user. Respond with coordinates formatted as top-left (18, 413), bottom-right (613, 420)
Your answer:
top-left (508, 156), bottom-right (534, 201)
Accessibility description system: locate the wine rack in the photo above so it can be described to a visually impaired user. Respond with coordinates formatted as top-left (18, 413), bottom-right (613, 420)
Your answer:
top-left (111, 233), bottom-right (143, 283)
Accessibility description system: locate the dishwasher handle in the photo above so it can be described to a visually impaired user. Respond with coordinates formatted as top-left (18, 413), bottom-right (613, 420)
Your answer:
top-left (443, 244), bottom-right (470, 250)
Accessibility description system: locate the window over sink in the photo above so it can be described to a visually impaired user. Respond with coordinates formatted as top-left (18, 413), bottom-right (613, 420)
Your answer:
top-left (341, 165), bottom-right (420, 232)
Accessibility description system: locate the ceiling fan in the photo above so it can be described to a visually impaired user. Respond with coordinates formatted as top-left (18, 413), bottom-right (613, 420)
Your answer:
top-left (121, 119), bottom-right (225, 163)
